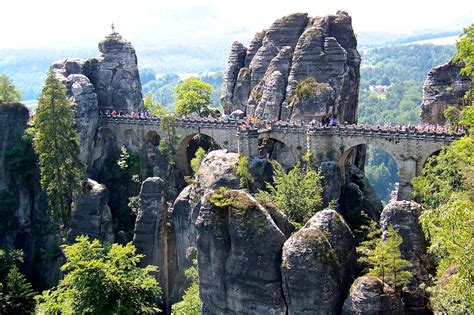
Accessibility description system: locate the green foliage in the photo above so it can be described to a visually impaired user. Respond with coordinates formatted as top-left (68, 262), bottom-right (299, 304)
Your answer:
top-left (235, 156), bottom-right (254, 191)
top-left (0, 74), bottom-right (21, 103)
top-left (258, 161), bottom-right (323, 227)
top-left (358, 224), bottom-right (413, 290)
top-left (159, 111), bottom-right (180, 166)
top-left (5, 129), bottom-right (36, 184)
top-left (2, 266), bottom-right (36, 314)
top-left (364, 146), bottom-right (399, 204)
top-left (210, 187), bottom-right (233, 208)
top-left (143, 93), bottom-right (165, 116)
top-left (190, 147), bottom-right (206, 175)
top-left (171, 259), bottom-right (201, 314)
top-left (413, 130), bottom-right (473, 312)
top-left (453, 24), bottom-right (474, 76)
top-left (294, 77), bottom-right (321, 101)
top-left (175, 78), bottom-right (213, 117)
top-left (36, 236), bottom-right (162, 314)
top-left (0, 249), bottom-right (35, 314)
top-left (444, 106), bottom-right (462, 130)
top-left (33, 70), bottom-right (83, 226)
top-left (128, 195), bottom-right (140, 216)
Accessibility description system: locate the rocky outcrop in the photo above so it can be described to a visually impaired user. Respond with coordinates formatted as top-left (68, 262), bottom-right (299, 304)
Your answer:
top-left (86, 32), bottom-right (143, 112)
top-left (343, 276), bottom-right (405, 314)
top-left (421, 60), bottom-right (471, 125)
top-left (0, 102), bottom-right (31, 245)
top-left (196, 190), bottom-right (288, 314)
top-left (133, 177), bottom-right (173, 310)
top-left (320, 161), bottom-right (342, 208)
top-left (281, 209), bottom-right (355, 314)
top-left (221, 11), bottom-right (360, 123)
top-left (197, 150), bottom-right (240, 191)
top-left (341, 165), bottom-right (383, 221)
top-left (380, 201), bottom-right (433, 311)
top-left (70, 179), bottom-right (114, 243)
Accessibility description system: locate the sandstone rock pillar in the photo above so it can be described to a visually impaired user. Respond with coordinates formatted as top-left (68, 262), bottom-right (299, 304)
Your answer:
top-left (237, 129), bottom-right (259, 157)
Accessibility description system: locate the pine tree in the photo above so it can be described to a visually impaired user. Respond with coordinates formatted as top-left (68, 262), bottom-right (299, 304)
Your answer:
top-left (358, 224), bottom-right (412, 290)
top-left (0, 75), bottom-right (21, 103)
top-left (33, 70), bottom-right (83, 226)
top-left (3, 266), bottom-right (36, 314)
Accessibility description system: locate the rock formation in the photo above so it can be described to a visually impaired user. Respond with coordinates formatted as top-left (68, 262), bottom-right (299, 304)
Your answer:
top-left (69, 178), bottom-right (114, 243)
top-left (281, 209), bottom-right (355, 314)
top-left (221, 11), bottom-right (360, 123)
top-left (343, 276), bottom-right (405, 314)
top-left (133, 177), bottom-right (175, 311)
top-left (380, 201), bottom-right (433, 311)
top-left (51, 30), bottom-right (143, 176)
top-left (196, 190), bottom-right (288, 314)
top-left (421, 60), bottom-right (471, 125)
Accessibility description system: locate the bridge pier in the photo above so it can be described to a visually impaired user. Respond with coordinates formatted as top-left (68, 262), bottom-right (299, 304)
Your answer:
top-left (397, 158), bottom-right (418, 201)
top-left (238, 129), bottom-right (259, 157)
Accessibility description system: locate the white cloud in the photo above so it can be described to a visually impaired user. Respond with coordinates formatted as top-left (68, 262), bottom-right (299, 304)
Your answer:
top-left (1, 0), bottom-right (472, 49)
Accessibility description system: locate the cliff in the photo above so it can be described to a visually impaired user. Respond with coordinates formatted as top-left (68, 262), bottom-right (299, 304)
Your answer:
top-left (221, 11), bottom-right (360, 123)
top-left (420, 60), bottom-right (471, 125)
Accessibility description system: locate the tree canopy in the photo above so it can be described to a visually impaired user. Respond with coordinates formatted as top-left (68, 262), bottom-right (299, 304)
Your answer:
top-left (33, 70), bottom-right (83, 226)
top-left (0, 75), bottom-right (21, 103)
top-left (36, 236), bottom-right (162, 314)
top-left (175, 78), bottom-right (213, 117)
top-left (258, 161), bottom-right (323, 228)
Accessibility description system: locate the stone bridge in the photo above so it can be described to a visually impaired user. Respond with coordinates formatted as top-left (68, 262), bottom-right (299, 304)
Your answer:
top-left (99, 116), bottom-right (462, 200)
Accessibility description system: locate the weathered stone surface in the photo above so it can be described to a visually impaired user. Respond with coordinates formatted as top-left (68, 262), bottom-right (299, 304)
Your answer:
top-left (221, 41), bottom-right (247, 113)
top-left (251, 46), bottom-right (293, 121)
top-left (281, 222), bottom-right (343, 314)
top-left (0, 102), bottom-right (31, 244)
top-left (320, 161), bottom-right (342, 208)
top-left (343, 276), bottom-right (405, 314)
top-left (86, 32), bottom-right (143, 112)
top-left (197, 150), bottom-right (240, 191)
top-left (380, 201), bottom-right (433, 310)
top-left (196, 190), bottom-right (287, 314)
top-left (70, 178), bottom-right (114, 243)
top-left (421, 60), bottom-right (471, 125)
top-left (221, 11), bottom-right (360, 123)
top-left (304, 209), bottom-right (356, 281)
top-left (341, 165), bottom-right (383, 220)
top-left (133, 177), bottom-right (174, 311)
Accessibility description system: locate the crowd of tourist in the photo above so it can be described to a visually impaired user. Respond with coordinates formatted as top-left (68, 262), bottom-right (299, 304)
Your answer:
top-left (101, 109), bottom-right (463, 135)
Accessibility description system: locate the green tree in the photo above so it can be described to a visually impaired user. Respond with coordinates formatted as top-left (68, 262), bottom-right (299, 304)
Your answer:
top-left (190, 147), bottom-right (206, 175)
top-left (36, 236), bottom-right (161, 314)
top-left (358, 224), bottom-right (412, 290)
top-left (143, 93), bottom-right (165, 116)
top-left (159, 111), bottom-right (179, 166)
top-left (0, 249), bottom-right (35, 314)
top-left (175, 78), bottom-right (213, 117)
top-left (235, 156), bottom-right (254, 191)
top-left (0, 75), bottom-right (21, 103)
top-left (412, 130), bottom-right (473, 312)
top-left (33, 70), bottom-right (83, 226)
top-left (453, 24), bottom-right (474, 76)
top-left (258, 161), bottom-right (323, 228)
top-left (3, 266), bottom-right (36, 314)
top-left (171, 260), bottom-right (201, 314)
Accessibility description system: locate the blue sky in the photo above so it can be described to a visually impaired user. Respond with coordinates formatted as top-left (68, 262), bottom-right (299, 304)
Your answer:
top-left (2, 0), bottom-right (472, 49)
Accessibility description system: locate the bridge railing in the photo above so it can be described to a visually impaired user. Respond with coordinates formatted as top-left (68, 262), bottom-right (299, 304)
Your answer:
top-left (98, 115), bottom-right (464, 140)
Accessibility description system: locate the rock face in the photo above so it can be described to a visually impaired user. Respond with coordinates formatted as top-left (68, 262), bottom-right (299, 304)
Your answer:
top-left (282, 209), bottom-right (355, 314)
top-left (133, 177), bottom-right (174, 311)
top-left (221, 11), bottom-right (360, 123)
top-left (86, 32), bottom-right (143, 112)
top-left (380, 201), bottom-right (433, 311)
top-left (196, 190), bottom-right (288, 314)
top-left (320, 161), bottom-right (342, 208)
top-left (343, 276), bottom-right (405, 314)
top-left (51, 31), bottom-right (143, 176)
top-left (197, 150), bottom-right (240, 191)
top-left (421, 60), bottom-right (471, 125)
top-left (0, 102), bottom-right (32, 245)
top-left (70, 179), bottom-right (114, 243)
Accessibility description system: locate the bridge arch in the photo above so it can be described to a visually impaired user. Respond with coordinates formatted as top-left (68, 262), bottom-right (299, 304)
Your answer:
top-left (176, 132), bottom-right (221, 175)
top-left (339, 143), bottom-right (400, 203)
top-left (258, 135), bottom-right (298, 170)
